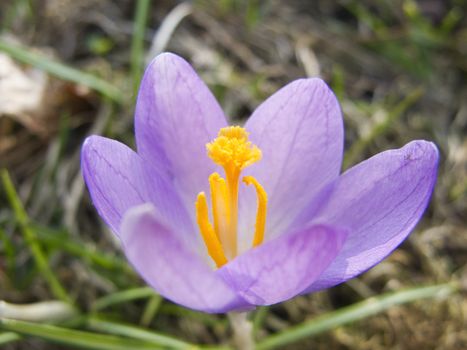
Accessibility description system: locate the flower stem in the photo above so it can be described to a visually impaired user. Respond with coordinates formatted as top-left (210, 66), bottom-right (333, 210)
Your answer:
top-left (228, 312), bottom-right (254, 350)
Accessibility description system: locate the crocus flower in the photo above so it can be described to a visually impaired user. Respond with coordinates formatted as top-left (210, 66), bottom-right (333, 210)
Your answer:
top-left (81, 53), bottom-right (438, 313)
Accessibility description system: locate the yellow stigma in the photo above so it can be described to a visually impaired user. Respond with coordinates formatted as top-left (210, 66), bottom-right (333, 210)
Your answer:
top-left (206, 126), bottom-right (262, 172)
top-left (195, 126), bottom-right (267, 267)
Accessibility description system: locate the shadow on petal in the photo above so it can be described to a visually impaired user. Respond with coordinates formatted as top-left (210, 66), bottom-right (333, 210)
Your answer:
top-left (217, 224), bottom-right (347, 305)
top-left (120, 203), bottom-right (251, 313)
top-left (304, 140), bottom-right (439, 293)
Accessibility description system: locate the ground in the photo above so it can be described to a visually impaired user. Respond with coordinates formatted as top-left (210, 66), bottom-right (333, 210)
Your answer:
top-left (0, 0), bottom-right (466, 349)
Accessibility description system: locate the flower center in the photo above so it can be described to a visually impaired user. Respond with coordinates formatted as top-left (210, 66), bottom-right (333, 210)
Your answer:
top-left (195, 126), bottom-right (267, 267)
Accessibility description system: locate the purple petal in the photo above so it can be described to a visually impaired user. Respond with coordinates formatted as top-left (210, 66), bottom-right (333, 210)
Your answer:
top-left (120, 204), bottom-right (250, 313)
top-left (305, 141), bottom-right (439, 292)
top-left (81, 136), bottom-right (191, 239)
top-left (244, 79), bottom-right (343, 237)
top-left (135, 53), bottom-right (228, 206)
top-left (217, 225), bottom-right (347, 305)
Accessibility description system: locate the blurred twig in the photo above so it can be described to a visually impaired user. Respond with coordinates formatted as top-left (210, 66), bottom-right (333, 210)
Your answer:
top-left (192, 11), bottom-right (263, 71)
top-left (146, 2), bottom-right (192, 63)
top-left (0, 301), bottom-right (76, 322)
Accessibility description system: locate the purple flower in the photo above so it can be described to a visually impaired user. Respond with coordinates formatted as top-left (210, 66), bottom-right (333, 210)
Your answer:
top-left (81, 53), bottom-right (438, 313)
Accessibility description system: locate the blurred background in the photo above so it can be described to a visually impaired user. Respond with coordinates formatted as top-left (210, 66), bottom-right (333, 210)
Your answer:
top-left (0, 0), bottom-right (466, 349)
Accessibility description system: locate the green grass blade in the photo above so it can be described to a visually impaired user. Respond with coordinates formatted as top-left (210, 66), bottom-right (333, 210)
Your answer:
top-left (159, 304), bottom-right (224, 327)
top-left (1, 169), bottom-right (71, 304)
top-left (131, 0), bottom-right (151, 95)
top-left (0, 318), bottom-right (164, 350)
top-left (252, 306), bottom-right (269, 337)
top-left (32, 223), bottom-right (133, 274)
top-left (0, 227), bottom-right (16, 275)
top-left (140, 294), bottom-right (163, 326)
top-left (86, 318), bottom-right (194, 349)
top-left (92, 287), bottom-right (156, 311)
top-left (0, 332), bottom-right (21, 345)
top-left (0, 39), bottom-right (123, 103)
top-left (256, 282), bottom-right (457, 350)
